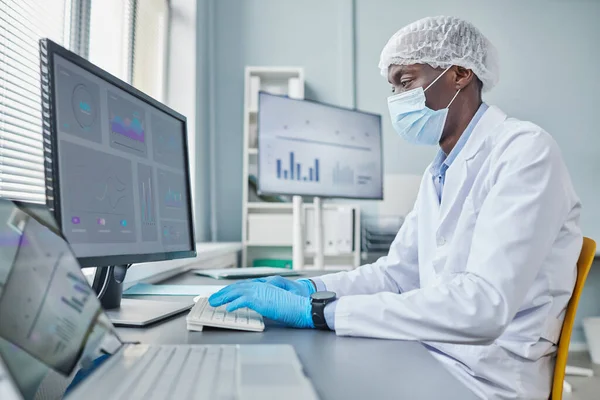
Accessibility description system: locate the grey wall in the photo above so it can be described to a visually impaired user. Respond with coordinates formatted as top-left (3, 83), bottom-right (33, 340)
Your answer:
top-left (201, 0), bottom-right (600, 342)
top-left (354, 0), bottom-right (600, 239)
top-left (211, 0), bottom-right (355, 240)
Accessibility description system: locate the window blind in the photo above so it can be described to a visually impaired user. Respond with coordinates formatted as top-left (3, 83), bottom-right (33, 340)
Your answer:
top-left (0, 0), bottom-right (70, 202)
top-left (1, 0), bottom-right (169, 204)
top-left (88, 0), bottom-right (135, 83)
top-left (132, 0), bottom-right (169, 101)
top-left (87, 0), bottom-right (169, 95)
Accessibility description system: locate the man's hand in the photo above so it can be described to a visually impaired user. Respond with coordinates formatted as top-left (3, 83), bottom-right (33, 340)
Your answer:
top-left (208, 282), bottom-right (314, 328)
top-left (251, 276), bottom-right (315, 297)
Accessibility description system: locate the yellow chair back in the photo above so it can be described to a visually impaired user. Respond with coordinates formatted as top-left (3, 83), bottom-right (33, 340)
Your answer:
top-left (551, 237), bottom-right (596, 400)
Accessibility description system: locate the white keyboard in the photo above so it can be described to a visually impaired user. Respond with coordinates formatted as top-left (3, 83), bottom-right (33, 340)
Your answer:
top-left (186, 297), bottom-right (265, 332)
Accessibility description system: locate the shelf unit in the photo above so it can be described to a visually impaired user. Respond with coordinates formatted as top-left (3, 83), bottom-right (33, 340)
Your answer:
top-left (244, 201), bottom-right (361, 268)
top-left (242, 67), bottom-right (305, 267)
top-left (241, 66), bottom-right (361, 269)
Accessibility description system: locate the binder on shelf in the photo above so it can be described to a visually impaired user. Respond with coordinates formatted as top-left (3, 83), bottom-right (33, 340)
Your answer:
top-left (288, 77), bottom-right (304, 99)
top-left (334, 208), bottom-right (354, 254)
top-left (304, 208), bottom-right (354, 255)
top-left (249, 76), bottom-right (261, 111)
top-left (249, 120), bottom-right (258, 148)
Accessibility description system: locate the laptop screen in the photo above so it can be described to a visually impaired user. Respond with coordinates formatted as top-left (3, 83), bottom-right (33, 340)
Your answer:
top-left (0, 200), bottom-right (122, 399)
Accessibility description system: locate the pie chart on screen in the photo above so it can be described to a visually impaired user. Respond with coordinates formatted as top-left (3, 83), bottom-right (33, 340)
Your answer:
top-left (71, 84), bottom-right (97, 129)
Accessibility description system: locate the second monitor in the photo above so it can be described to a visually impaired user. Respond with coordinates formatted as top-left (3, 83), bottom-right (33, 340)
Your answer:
top-left (257, 92), bottom-right (383, 200)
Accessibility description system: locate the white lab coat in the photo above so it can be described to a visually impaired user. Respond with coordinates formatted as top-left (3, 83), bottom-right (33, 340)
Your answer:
top-left (319, 106), bottom-right (582, 400)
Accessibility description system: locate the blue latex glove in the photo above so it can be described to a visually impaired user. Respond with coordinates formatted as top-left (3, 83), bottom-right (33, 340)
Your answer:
top-left (208, 282), bottom-right (314, 328)
top-left (252, 276), bottom-right (315, 297)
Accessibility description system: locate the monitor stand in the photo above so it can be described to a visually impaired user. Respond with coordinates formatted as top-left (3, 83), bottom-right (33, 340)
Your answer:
top-left (93, 265), bottom-right (192, 327)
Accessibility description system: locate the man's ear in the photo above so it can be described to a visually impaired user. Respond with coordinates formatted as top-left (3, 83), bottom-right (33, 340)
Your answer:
top-left (453, 66), bottom-right (475, 90)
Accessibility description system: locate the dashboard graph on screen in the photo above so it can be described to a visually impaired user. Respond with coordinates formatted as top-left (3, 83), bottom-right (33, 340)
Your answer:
top-left (156, 167), bottom-right (191, 250)
top-left (332, 162), bottom-right (354, 186)
top-left (165, 188), bottom-right (183, 208)
top-left (138, 163), bottom-right (158, 241)
top-left (275, 152), bottom-right (320, 182)
top-left (258, 93), bottom-right (383, 199)
top-left (107, 91), bottom-right (148, 157)
top-left (61, 141), bottom-right (136, 243)
top-left (152, 113), bottom-right (185, 169)
top-left (72, 84), bottom-right (96, 129)
top-left (157, 169), bottom-right (188, 220)
top-left (62, 271), bottom-right (93, 314)
top-left (95, 175), bottom-right (127, 210)
top-left (55, 65), bottom-right (102, 144)
top-left (161, 220), bottom-right (190, 248)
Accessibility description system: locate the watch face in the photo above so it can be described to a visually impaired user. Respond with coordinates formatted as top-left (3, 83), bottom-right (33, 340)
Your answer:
top-left (311, 291), bottom-right (336, 301)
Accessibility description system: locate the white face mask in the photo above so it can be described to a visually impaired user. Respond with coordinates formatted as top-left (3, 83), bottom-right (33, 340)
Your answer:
top-left (387, 66), bottom-right (461, 145)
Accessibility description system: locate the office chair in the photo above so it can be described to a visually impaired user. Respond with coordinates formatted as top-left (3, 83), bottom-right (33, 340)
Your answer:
top-left (551, 237), bottom-right (596, 400)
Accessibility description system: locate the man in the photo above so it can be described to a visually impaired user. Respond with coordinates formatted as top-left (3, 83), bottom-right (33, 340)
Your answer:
top-left (210, 16), bottom-right (582, 399)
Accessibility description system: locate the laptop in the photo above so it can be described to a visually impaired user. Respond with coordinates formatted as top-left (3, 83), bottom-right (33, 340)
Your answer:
top-left (0, 200), bottom-right (318, 400)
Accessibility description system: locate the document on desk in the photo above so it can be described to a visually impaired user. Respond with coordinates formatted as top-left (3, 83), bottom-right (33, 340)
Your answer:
top-left (123, 283), bottom-right (225, 296)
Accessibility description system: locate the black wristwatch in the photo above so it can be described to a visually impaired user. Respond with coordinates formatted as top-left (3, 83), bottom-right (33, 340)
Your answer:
top-left (310, 291), bottom-right (336, 330)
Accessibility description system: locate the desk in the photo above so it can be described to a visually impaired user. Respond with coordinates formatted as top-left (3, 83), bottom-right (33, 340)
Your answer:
top-left (117, 272), bottom-right (478, 400)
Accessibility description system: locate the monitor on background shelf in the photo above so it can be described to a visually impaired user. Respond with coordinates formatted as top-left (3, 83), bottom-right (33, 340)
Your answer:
top-left (257, 92), bottom-right (383, 200)
top-left (40, 39), bottom-right (196, 325)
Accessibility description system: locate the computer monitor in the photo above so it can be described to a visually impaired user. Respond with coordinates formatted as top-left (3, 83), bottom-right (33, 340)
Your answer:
top-left (39, 40), bottom-right (196, 323)
top-left (257, 92), bottom-right (383, 199)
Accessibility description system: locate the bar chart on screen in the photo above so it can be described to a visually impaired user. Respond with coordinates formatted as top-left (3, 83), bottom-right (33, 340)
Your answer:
top-left (61, 271), bottom-right (92, 314)
top-left (161, 220), bottom-right (190, 249)
top-left (107, 91), bottom-right (148, 156)
top-left (157, 169), bottom-right (189, 220)
top-left (275, 152), bottom-right (320, 182)
top-left (138, 163), bottom-right (158, 241)
top-left (165, 188), bottom-right (183, 208)
top-left (332, 162), bottom-right (354, 186)
top-left (141, 179), bottom-right (156, 225)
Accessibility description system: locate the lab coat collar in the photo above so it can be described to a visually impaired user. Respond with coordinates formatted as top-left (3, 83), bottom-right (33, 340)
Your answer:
top-left (436, 106), bottom-right (507, 228)
top-left (455, 105), bottom-right (507, 163)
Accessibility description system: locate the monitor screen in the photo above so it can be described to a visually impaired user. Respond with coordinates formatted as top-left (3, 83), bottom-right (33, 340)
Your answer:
top-left (47, 50), bottom-right (194, 264)
top-left (257, 93), bottom-right (383, 199)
